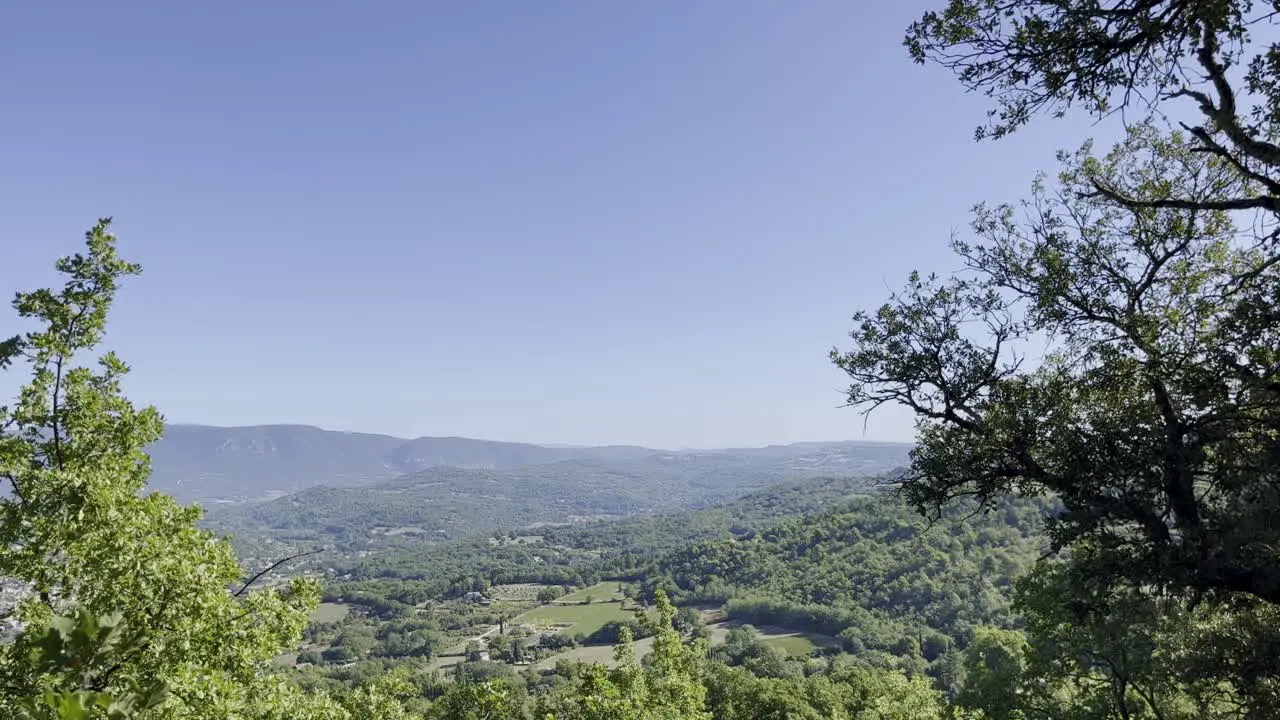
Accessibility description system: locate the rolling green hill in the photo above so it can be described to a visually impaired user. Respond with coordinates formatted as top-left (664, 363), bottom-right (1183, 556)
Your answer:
top-left (315, 473), bottom-right (901, 588)
top-left (642, 494), bottom-right (1049, 665)
top-left (287, 475), bottom-right (1052, 698)
top-left (205, 454), bottom-right (910, 552)
top-left (535, 472), bottom-right (902, 558)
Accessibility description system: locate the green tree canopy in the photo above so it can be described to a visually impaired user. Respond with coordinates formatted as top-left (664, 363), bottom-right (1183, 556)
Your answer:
top-left (834, 123), bottom-right (1280, 606)
top-left (838, 4), bottom-right (1280, 714)
top-left (907, 0), bottom-right (1280, 189)
top-left (0, 220), bottom-right (327, 718)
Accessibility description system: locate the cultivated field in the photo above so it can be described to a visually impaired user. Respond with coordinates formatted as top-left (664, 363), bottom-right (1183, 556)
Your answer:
top-left (532, 635), bottom-right (656, 670)
top-left (705, 621), bottom-right (836, 657)
top-left (310, 602), bottom-right (351, 623)
top-left (763, 634), bottom-right (821, 656)
top-left (518, 600), bottom-right (634, 636)
top-left (529, 620), bottom-right (834, 670)
top-left (554, 581), bottom-right (626, 604)
top-left (489, 583), bottom-right (550, 602)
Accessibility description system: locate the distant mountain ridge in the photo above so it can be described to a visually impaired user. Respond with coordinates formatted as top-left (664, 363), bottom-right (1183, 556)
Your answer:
top-left (146, 423), bottom-right (911, 503)
top-left (147, 424), bottom-right (657, 501)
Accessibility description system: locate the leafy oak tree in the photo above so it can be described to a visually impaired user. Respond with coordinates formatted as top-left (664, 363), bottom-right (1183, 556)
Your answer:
top-left (834, 123), bottom-right (1280, 605)
top-left (15, 609), bottom-right (168, 720)
top-left (955, 553), bottom-right (1280, 718)
top-left (837, 2), bottom-right (1280, 713)
top-left (0, 220), bottom-right (336, 718)
top-left (906, 0), bottom-right (1280, 198)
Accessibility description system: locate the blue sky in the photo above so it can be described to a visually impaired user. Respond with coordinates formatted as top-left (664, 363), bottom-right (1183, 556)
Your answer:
top-left (1, 1), bottom-right (1107, 448)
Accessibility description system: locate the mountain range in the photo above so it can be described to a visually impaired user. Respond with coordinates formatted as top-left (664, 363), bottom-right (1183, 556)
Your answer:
top-left (147, 424), bottom-right (657, 501)
top-left (147, 424), bottom-right (911, 504)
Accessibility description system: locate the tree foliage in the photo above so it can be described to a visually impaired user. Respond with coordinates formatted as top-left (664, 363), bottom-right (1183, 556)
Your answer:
top-left (834, 122), bottom-right (1280, 606)
top-left (14, 609), bottom-right (167, 720)
top-left (532, 591), bottom-right (711, 720)
top-left (907, 0), bottom-right (1280, 190)
top-left (835, 3), bottom-right (1280, 716)
top-left (0, 220), bottom-right (324, 718)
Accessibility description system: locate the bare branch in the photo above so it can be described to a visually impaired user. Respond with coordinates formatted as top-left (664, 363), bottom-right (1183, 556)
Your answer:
top-left (232, 549), bottom-right (323, 598)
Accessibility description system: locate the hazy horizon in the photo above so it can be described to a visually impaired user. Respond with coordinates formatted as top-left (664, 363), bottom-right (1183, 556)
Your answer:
top-left (163, 419), bottom-right (916, 453)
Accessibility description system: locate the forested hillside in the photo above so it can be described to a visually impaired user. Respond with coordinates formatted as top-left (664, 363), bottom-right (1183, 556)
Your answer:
top-left (535, 472), bottom-right (900, 558)
top-left (644, 497), bottom-right (1046, 682)
top-left (204, 455), bottom-right (908, 553)
top-left (263, 479), bottom-right (1045, 713)
top-left (300, 474), bottom-right (889, 596)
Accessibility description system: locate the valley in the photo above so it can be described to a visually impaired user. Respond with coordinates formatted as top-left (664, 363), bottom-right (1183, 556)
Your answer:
top-left (267, 467), bottom-right (1046, 705)
top-left (148, 427), bottom-right (998, 706)
top-left (172, 429), bottom-right (911, 573)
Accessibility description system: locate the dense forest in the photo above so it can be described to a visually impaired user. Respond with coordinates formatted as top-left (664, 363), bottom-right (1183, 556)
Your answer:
top-left (204, 455), bottom-right (903, 553)
top-left (277, 475), bottom-right (893, 622)
top-left (3, 1), bottom-right (1280, 718)
top-left (644, 497), bottom-right (1047, 677)
top-left (305, 474), bottom-right (890, 581)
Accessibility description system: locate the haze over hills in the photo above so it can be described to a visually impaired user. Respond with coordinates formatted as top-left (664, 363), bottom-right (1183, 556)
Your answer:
top-left (147, 424), bottom-right (665, 501)
top-left (146, 423), bottom-right (912, 503)
top-left (150, 423), bottom-right (911, 558)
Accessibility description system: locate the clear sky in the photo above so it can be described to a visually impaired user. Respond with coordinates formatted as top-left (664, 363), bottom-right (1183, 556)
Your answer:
top-left (1, 1), bottom-right (1107, 449)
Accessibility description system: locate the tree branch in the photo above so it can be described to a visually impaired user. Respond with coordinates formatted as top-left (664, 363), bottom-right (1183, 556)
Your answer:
top-left (1085, 181), bottom-right (1280, 213)
top-left (232, 549), bottom-right (322, 598)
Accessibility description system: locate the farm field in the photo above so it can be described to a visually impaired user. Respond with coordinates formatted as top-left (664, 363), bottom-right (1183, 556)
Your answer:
top-left (529, 618), bottom-right (837, 672)
top-left (754, 626), bottom-right (836, 655)
top-left (705, 622), bottom-right (835, 656)
top-left (309, 602), bottom-right (351, 623)
top-left (532, 635), bottom-right (656, 670)
top-left (517, 600), bottom-right (633, 637)
top-left (763, 634), bottom-right (821, 656)
top-left (427, 653), bottom-right (466, 673)
top-left (488, 583), bottom-right (549, 602)
top-left (554, 581), bottom-right (626, 604)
